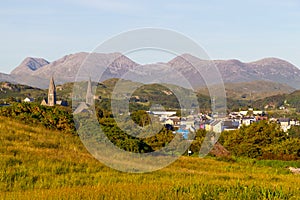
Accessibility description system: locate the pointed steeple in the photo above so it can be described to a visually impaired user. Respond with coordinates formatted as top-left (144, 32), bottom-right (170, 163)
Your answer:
top-left (48, 76), bottom-right (56, 106)
top-left (86, 77), bottom-right (93, 106)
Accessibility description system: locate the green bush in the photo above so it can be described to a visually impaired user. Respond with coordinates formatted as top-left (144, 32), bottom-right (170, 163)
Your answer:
top-left (220, 121), bottom-right (300, 160)
top-left (0, 103), bottom-right (75, 134)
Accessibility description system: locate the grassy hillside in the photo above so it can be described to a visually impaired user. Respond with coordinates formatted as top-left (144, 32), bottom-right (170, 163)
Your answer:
top-left (0, 82), bottom-right (46, 103)
top-left (197, 80), bottom-right (295, 101)
top-left (0, 82), bottom-right (73, 104)
top-left (1, 116), bottom-right (300, 199)
top-left (252, 89), bottom-right (300, 113)
top-left (4, 79), bottom-right (298, 114)
top-left (224, 80), bottom-right (295, 100)
top-left (2, 79), bottom-right (299, 113)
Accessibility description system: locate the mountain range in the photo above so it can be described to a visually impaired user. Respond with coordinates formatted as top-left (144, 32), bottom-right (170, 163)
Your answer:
top-left (1, 52), bottom-right (300, 90)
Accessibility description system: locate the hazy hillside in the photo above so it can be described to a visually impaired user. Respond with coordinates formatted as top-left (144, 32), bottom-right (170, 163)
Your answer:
top-left (0, 72), bottom-right (15, 83)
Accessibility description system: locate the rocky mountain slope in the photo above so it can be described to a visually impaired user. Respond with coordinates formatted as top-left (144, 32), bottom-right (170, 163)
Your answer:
top-left (168, 54), bottom-right (300, 89)
top-left (216, 57), bottom-right (300, 86)
top-left (11, 57), bottom-right (49, 75)
top-left (1, 52), bottom-right (300, 90)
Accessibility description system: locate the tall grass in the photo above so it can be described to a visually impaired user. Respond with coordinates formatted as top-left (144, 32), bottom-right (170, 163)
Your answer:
top-left (0, 116), bottom-right (299, 199)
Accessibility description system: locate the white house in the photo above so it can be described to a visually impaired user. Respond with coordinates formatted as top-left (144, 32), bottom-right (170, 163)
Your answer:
top-left (163, 118), bottom-right (174, 125)
top-left (23, 97), bottom-right (34, 102)
top-left (238, 108), bottom-right (263, 116)
top-left (147, 111), bottom-right (177, 121)
top-left (148, 111), bottom-right (177, 117)
top-left (241, 117), bottom-right (256, 126)
top-left (277, 118), bottom-right (290, 132)
top-left (210, 120), bottom-right (223, 133)
top-left (253, 110), bottom-right (263, 115)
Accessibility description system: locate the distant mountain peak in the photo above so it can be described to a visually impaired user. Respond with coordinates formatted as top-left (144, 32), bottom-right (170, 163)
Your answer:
top-left (168, 53), bottom-right (207, 65)
top-left (11, 57), bottom-right (49, 75)
top-left (250, 57), bottom-right (298, 69)
top-left (213, 59), bottom-right (246, 67)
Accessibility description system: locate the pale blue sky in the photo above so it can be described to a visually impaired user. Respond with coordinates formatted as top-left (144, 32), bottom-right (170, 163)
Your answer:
top-left (0, 0), bottom-right (300, 73)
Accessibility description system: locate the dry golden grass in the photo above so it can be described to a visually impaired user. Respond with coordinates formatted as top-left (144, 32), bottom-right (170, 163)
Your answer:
top-left (0, 116), bottom-right (300, 199)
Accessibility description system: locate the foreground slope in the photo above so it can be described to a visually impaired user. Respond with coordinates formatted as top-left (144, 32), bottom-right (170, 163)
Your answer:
top-left (0, 117), bottom-right (300, 199)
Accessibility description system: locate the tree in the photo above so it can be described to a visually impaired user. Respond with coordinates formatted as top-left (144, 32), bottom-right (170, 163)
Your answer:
top-left (130, 110), bottom-right (151, 127)
top-left (288, 126), bottom-right (300, 138)
top-left (221, 121), bottom-right (288, 159)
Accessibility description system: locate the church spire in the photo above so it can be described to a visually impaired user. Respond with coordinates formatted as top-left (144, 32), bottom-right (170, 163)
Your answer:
top-left (86, 77), bottom-right (93, 106)
top-left (48, 76), bottom-right (56, 106)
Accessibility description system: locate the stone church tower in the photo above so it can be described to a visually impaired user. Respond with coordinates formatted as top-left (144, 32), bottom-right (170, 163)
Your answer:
top-left (41, 77), bottom-right (67, 107)
top-left (48, 76), bottom-right (56, 106)
top-left (86, 77), bottom-right (94, 106)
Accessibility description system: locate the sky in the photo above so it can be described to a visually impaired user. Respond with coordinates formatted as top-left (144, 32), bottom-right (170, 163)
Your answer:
top-left (0, 0), bottom-right (300, 73)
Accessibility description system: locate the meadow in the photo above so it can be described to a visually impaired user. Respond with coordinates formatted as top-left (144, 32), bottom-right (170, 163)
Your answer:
top-left (0, 116), bottom-right (300, 200)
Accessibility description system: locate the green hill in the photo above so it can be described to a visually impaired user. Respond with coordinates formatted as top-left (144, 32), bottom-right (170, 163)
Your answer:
top-left (252, 89), bottom-right (300, 112)
top-left (0, 82), bottom-right (73, 104)
top-left (2, 79), bottom-right (300, 114)
top-left (224, 80), bottom-right (295, 100)
top-left (196, 80), bottom-right (295, 101)
top-left (0, 82), bottom-right (46, 103)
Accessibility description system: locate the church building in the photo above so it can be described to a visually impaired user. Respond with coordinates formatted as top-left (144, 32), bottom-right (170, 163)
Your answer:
top-left (73, 78), bottom-right (97, 114)
top-left (41, 77), bottom-right (68, 106)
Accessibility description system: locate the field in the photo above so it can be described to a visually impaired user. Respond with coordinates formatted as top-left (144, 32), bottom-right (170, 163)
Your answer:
top-left (0, 116), bottom-right (300, 199)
